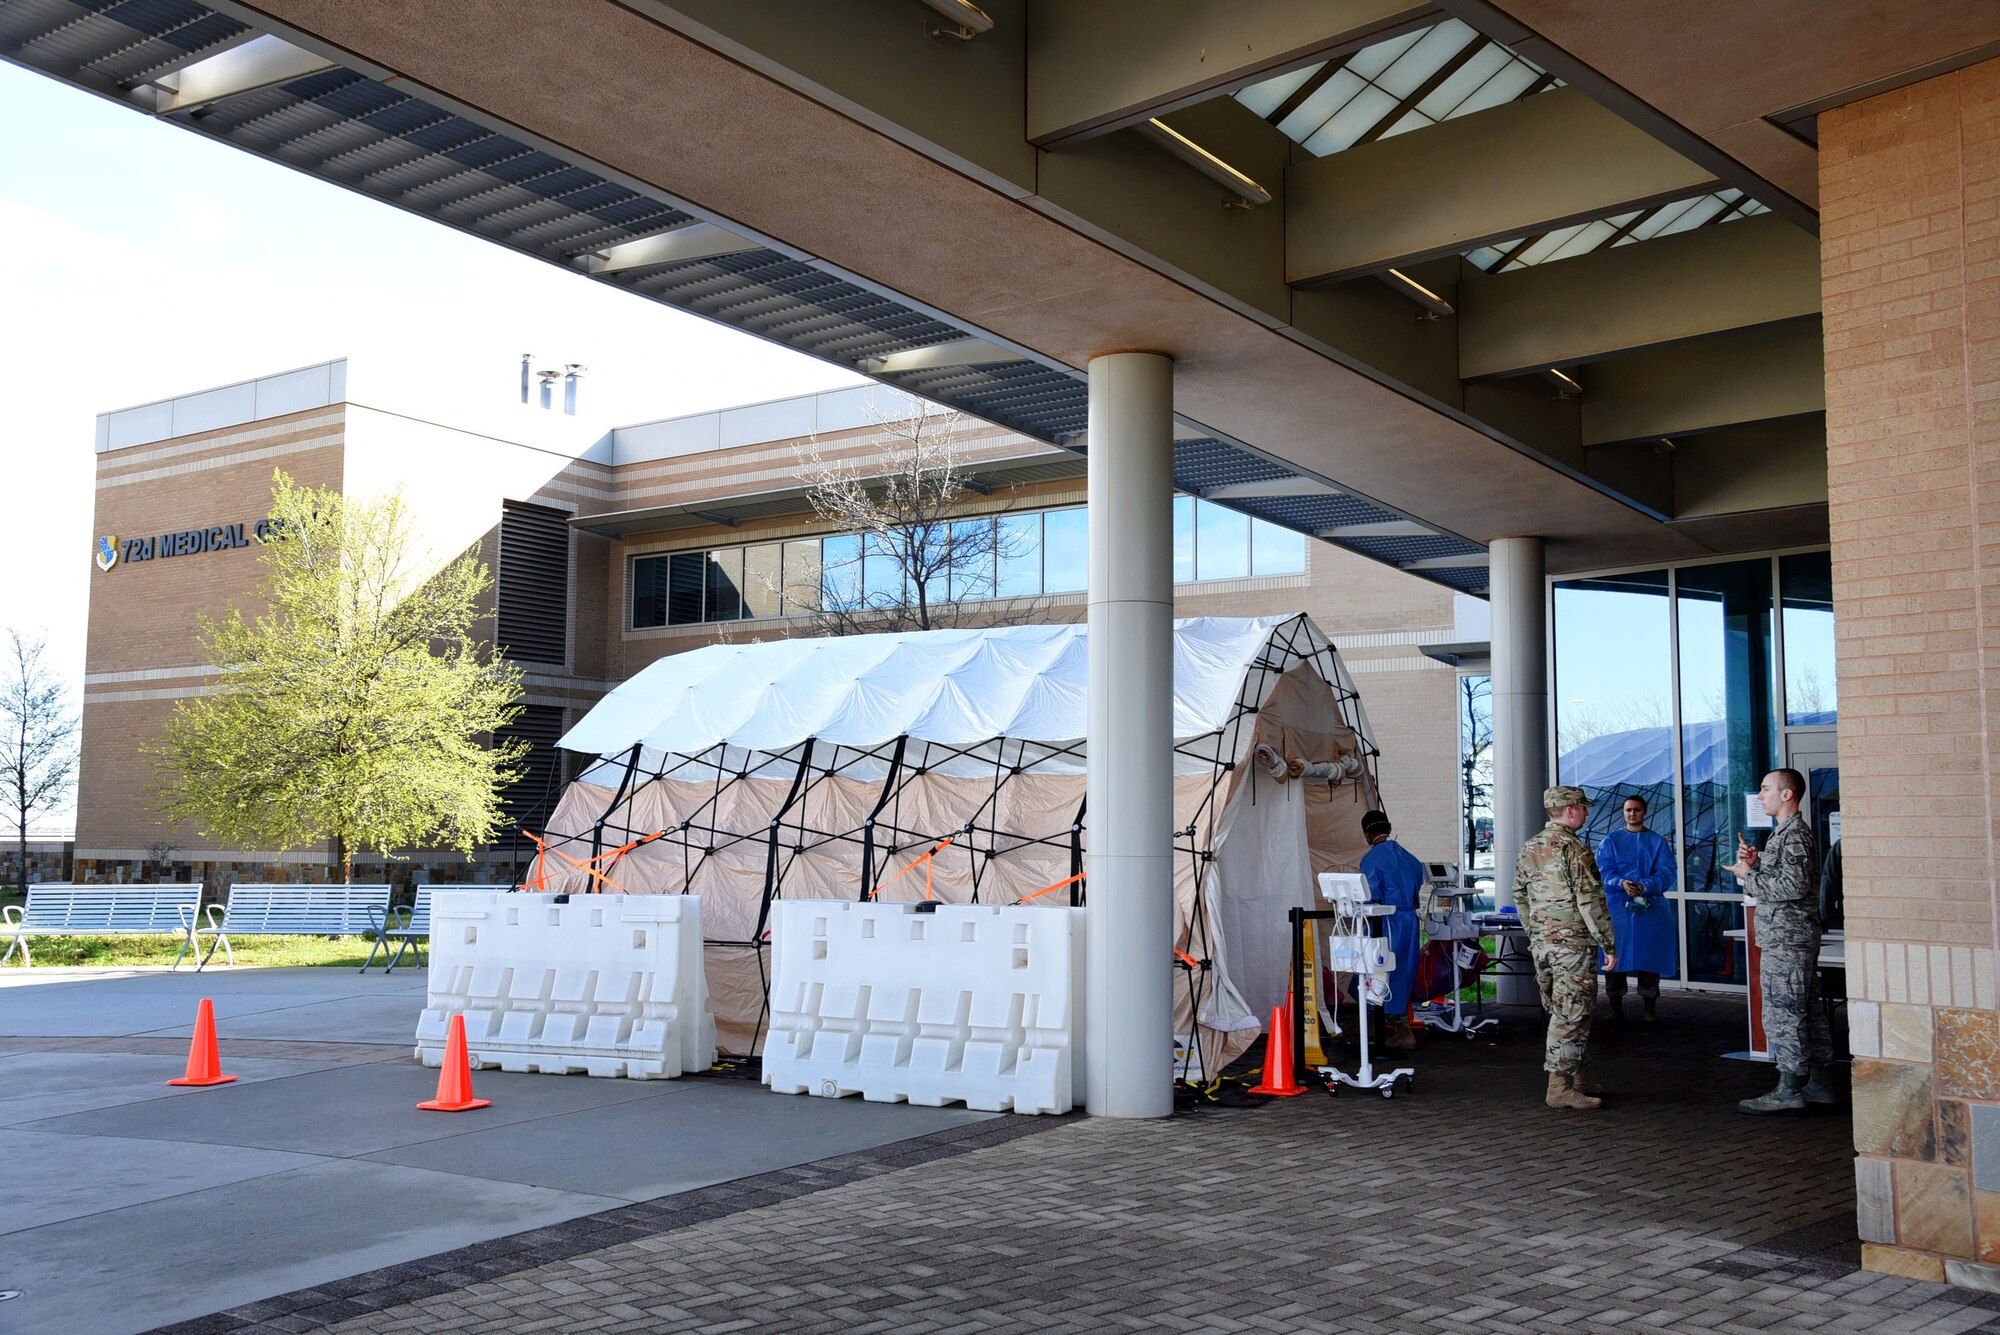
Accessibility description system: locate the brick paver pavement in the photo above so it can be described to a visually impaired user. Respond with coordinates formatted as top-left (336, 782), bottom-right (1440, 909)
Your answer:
top-left (154, 998), bottom-right (2000, 1334)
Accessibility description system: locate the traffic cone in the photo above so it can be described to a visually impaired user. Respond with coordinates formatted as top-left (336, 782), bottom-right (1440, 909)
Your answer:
top-left (418, 1014), bottom-right (491, 1112)
top-left (1248, 1004), bottom-right (1308, 1097)
top-left (167, 998), bottom-right (237, 1087)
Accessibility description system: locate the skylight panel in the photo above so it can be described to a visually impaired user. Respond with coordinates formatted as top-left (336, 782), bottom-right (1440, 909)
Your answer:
top-left (1416, 43), bottom-right (1513, 121)
top-left (1235, 18), bottom-right (1554, 158)
top-left (1235, 62), bottom-right (1324, 119)
top-left (1303, 86), bottom-right (1401, 156)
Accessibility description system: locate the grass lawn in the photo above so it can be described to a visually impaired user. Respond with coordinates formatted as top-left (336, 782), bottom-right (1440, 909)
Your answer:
top-left (1, 889), bottom-right (384, 969)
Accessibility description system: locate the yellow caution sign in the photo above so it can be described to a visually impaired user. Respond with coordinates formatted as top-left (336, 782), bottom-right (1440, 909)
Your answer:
top-left (1300, 922), bottom-right (1329, 1067)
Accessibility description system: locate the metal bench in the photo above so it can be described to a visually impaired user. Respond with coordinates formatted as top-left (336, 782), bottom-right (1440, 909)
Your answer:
top-left (1, 884), bottom-right (206, 969)
top-left (360, 884), bottom-right (434, 974)
top-left (194, 883), bottom-right (391, 970)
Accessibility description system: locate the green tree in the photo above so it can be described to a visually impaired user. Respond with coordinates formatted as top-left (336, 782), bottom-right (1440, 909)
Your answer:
top-left (146, 472), bottom-right (527, 880)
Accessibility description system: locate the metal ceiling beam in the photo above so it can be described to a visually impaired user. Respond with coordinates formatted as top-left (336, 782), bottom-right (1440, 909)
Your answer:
top-left (1201, 478), bottom-right (1345, 499)
top-left (858, 336), bottom-right (1029, 374)
top-left (1287, 86), bottom-right (1716, 283)
top-left (1581, 319), bottom-right (1824, 446)
top-left (145, 33), bottom-right (333, 114)
top-left (1317, 519), bottom-right (1436, 538)
top-left (1457, 214), bottom-right (1821, 379)
top-left (1025, 0), bottom-right (1437, 146)
top-left (581, 222), bottom-right (762, 274)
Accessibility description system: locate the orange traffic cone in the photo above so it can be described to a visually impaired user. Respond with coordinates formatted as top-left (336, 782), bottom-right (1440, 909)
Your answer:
top-left (418, 1014), bottom-right (491, 1112)
top-left (1249, 1003), bottom-right (1308, 1097)
top-left (167, 998), bottom-right (237, 1087)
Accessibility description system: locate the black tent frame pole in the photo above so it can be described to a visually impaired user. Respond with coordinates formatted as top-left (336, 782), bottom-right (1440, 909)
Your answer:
top-left (859, 736), bottom-right (907, 900)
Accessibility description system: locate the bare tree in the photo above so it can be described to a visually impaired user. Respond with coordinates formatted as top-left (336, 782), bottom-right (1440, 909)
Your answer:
top-left (1459, 675), bottom-right (1492, 868)
top-left (794, 395), bottom-right (1044, 634)
top-left (1, 630), bottom-right (79, 894)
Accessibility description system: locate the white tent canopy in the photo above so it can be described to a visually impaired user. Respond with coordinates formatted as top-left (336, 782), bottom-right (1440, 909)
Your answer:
top-left (561, 616), bottom-right (1369, 779)
top-left (538, 615), bottom-right (1381, 1069)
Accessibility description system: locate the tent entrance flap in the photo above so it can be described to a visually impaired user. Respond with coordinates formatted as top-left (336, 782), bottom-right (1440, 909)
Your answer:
top-left (535, 616), bottom-right (1381, 1066)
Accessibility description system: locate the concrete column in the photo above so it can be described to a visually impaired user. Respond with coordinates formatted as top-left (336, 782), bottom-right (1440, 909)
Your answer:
top-left (1084, 351), bottom-right (1175, 1119)
top-left (1489, 536), bottom-right (1547, 1004)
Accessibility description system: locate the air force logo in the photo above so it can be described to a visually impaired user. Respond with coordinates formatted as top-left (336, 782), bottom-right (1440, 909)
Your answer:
top-left (95, 535), bottom-right (119, 572)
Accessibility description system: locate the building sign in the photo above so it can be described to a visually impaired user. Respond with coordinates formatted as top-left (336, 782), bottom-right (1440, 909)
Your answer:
top-left (95, 519), bottom-right (280, 571)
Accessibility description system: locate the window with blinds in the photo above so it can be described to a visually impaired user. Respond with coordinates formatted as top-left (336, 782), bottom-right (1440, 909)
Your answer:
top-left (498, 501), bottom-right (569, 664)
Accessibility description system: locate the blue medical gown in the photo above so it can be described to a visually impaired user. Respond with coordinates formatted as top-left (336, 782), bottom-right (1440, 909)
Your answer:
top-left (1360, 838), bottom-right (1426, 1014)
top-left (1595, 828), bottom-right (1679, 976)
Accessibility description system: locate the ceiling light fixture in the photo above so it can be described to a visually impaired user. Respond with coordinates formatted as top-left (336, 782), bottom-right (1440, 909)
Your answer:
top-left (1137, 119), bottom-right (1273, 208)
top-left (1541, 366), bottom-right (1583, 399)
top-left (1379, 268), bottom-right (1455, 319)
top-left (919, 0), bottom-right (993, 39)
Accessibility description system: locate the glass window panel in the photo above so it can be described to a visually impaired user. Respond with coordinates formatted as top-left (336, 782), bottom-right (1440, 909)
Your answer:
top-left (1542, 219), bottom-right (1619, 263)
top-left (1463, 243), bottom-right (1513, 271)
top-left (1628, 196), bottom-right (1702, 241)
top-left (1418, 43), bottom-right (1513, 120)
top-left (1173, 496), bottom-right (1195, 584)
top-left (1194, 500), bottom-right (1250, 581)
top-left (1043, 507), bottom-right (1088, 594)
top-left (1250, 519), bottom-right (1306, 575)
top-left (1345, 27), bottom-right (1428, 81)
top-left (1684, 897), bottom-right (1749, 986)
top-left (996, 513), bottom-right (1042, 598)
top-left (742, 543), bottom-right (782, 619)
top-left (1374, 109), bottom-right (1435, 143)
top-left (947, 518), bottom-right (995, 602)
top-left (1781, 551), bottom-right (1837, 726)
top-left (1653, 194), bottom-right (1729, 236)
top-left (1374, 22), bottom-right (1477, 98)
top-left (704, 547), bottom-right (744, 622)
top-left (1511, 226), bottom-right (1585, 268)
top-left (1277, 68), bottom-right (1365, 143)
top-left (904, 524), bottom-right (953, 611)
top-left (862, 531), bottom-right (906, 607)
top-left (821, 534), bottom-right (862, 612)
top-left (1303, 85), bottom-right (1401, 155)
top-left (1553, 569), bottom-right (1673, 825)
top-left (631, 555), bottom-right (669, 629)
top-left (667, 551), bottom-right (705, 626)
top-left (782, 539), bottom-right (822, 613)
top-left (1234, 62), bottom-right (1324, 119)
top-left (1446, 58), bottom-right (1541, 119)
top-left (1677, 559), bottom-right (1776, 899)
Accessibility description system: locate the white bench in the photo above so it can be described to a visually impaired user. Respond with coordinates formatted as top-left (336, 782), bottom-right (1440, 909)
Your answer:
top-left (1, 884), bottom-right (206, 969)
top-left (194, 884), bottom-right (391, 970)
top-left (360, 884), bottom-right (434, 974)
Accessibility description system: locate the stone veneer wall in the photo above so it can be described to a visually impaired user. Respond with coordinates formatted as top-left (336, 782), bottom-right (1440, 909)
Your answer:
top-left (1822, 59), bottom-right (2000, 1287)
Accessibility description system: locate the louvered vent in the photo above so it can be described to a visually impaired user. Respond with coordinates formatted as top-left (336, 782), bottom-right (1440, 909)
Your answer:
top-left (496, 704), bottom-right (566, 832)
top-left (498, 502), bottom-right (569, 665)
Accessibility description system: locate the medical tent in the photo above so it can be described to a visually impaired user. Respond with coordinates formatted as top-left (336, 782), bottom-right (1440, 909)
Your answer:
top-left (531, 614), bottom-right (1382, 1076)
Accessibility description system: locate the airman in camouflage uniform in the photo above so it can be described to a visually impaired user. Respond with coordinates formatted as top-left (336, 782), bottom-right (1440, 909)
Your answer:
top-left (1729, 769), bottom-right (1835, 1115)
top-left (1515, 785), bottom-right (1617, 1110)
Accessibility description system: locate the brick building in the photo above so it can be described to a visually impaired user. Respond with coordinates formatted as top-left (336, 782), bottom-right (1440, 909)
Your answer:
top-left (77, 358), bottom-right (1478, 888)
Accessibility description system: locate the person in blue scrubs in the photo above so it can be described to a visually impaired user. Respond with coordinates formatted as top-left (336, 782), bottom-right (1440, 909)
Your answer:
top-left (1596, 794), bottom-right (1679, 1021)
top-left (1359, 808), bottom-right (1426, 1051)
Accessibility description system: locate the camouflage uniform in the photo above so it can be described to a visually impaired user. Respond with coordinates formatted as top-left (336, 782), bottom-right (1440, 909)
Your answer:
top-left (1515, 815), bottom-right (1616, 1075)
top-left (1741, 812), bottom-right (1830, 1076)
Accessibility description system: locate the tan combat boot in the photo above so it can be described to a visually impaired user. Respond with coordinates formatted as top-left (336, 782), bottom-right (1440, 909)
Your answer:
top-left (1383, 1017), bottom-right (1417, 1051)
top-left (1575, 1060), bottom-right (1604, 1096)
top-left (1545, 1071), bottom-right (1602, 1110)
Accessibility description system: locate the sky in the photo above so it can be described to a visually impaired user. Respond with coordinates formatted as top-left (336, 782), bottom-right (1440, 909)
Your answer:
top-left (0, 61), bottom-right (863, 696)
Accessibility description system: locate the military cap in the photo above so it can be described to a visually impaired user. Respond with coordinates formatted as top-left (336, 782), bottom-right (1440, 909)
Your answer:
top-left (1542, 785), bottom-right (1590, 809)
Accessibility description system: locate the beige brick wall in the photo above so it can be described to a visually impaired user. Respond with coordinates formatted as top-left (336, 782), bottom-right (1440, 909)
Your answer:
top-left (1823, 58), bottom-right (2000, 1283)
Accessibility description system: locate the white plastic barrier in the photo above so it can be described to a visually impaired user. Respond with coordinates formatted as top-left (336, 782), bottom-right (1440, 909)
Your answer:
top-left (416, 892), bottom-right (715, 1079)
top-left (764, 901), bottom-right (1085, 1115)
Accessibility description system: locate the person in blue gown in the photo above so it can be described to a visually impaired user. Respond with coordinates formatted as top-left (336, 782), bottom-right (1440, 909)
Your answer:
top-left (1360, 809), bottom-right (1426, 1051)
top-left (1596, 794), bottom-right (1679, 1021)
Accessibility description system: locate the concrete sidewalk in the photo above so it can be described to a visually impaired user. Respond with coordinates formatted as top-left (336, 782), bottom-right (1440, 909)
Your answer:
top-left (0, 967), bottom-right (990, 1335)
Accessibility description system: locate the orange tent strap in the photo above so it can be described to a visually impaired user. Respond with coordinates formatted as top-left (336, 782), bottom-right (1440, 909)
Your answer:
top-left (866, 835), bottom-right (958, 901)
top-left (1015, 872), bottom-right (1086, 905)
top-left (1174, 948), bottom-right (1200, 968)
